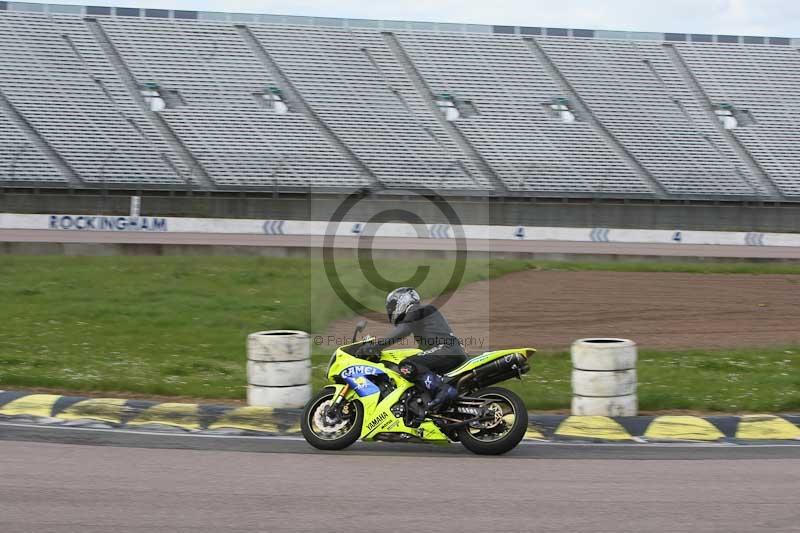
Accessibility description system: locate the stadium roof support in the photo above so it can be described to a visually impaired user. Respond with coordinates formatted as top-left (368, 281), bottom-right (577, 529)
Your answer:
top-left (235, 24), bottom-right (381, 189)
top-left (524, 37), bottom-right (667, 198)
top-left (382, 31), bottom-right (507, 194)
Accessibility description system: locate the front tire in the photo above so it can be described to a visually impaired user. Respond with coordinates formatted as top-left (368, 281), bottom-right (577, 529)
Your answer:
top-left (457, 387), bottom-right (527, 455)
top-left (301, 388), bottom-right (363, 451)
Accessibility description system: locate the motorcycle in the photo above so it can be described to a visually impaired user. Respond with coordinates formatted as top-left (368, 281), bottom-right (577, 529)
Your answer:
top-left (301, 320), bottom-right (535, 455)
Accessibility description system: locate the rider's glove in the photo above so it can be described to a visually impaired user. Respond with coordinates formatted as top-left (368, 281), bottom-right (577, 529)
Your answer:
top-left (355, 342), bottom-right (381, 359)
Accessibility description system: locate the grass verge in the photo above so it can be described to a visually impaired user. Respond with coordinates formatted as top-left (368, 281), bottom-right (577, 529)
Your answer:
top-left (0, 256), bottom-right (506, 398)
top-left (1, 256), bottom-right (798, 411)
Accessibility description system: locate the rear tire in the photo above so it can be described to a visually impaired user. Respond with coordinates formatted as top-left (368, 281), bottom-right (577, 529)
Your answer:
top-left (457, 387), bottom-right (527, 455)
top-left (301, 388), bottom-right (363, 451)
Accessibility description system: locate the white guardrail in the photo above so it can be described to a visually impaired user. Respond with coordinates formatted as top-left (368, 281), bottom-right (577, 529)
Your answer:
top-left (1, 213), bottom-right (800, 247)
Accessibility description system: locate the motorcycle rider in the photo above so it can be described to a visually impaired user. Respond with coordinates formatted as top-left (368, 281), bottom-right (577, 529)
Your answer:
top-left (356, 287), bottom-right (467, 411)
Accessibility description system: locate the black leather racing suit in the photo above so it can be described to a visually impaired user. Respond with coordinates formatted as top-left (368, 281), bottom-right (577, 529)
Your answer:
top-left (374, 303), bottom-right (467, 379)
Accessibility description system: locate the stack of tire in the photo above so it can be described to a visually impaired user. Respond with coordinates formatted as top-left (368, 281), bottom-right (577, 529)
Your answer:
top-left (247, 330), bottom-right (311, 408)
top-left (571, 338), bottom-right (637, 416)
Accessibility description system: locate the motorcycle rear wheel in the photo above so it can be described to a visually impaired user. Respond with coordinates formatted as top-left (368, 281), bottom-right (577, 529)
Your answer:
top-left (457, 387), bottom-right (527, 455)
top-left (301, 388), bottom-right (363, 450)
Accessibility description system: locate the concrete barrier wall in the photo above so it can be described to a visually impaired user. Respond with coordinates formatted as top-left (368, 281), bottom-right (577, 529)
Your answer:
top-left (3, 192), bottom-right (800, 232)
top-left (3, 212), bottom-right (800, 248)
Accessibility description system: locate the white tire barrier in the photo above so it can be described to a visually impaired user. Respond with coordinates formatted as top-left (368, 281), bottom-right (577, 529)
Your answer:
top-left (247, 330), bottom-right (310, 362)
top-left (571, 338), bottom-right (637, 370)
top-left (571, 394), bottom-right (638, 417)
top-left (247, 384), bottom-right (312, 408)
top-left (571, 369), bottom-right (637, 397)
top-left (247, 360), bottom-right (311, 387)
top-left (571, 338), bottom-right (638, 416)
top-left (247, 330), bottom-right (311, 408)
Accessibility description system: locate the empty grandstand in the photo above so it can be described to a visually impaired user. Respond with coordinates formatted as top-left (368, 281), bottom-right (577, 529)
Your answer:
top-left (1, 2), bottom-right (800, 227)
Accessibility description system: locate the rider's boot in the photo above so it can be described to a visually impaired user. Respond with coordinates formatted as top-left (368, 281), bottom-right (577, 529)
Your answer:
top-left (419, 371), bottom-right (457, 412)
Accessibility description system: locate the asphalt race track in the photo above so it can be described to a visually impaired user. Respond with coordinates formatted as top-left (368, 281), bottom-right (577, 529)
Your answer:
top-left (1, 423), bottom-right (799, 532)
top-left (3, 228), bottom-right (800, 258)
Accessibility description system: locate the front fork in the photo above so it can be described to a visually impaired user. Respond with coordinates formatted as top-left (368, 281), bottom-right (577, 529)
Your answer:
top-left (326, 384), bottom-right (351, 420)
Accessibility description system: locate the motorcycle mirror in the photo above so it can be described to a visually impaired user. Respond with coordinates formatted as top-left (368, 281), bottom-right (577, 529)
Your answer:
top-left (352, 319), bottom-right (367, 343)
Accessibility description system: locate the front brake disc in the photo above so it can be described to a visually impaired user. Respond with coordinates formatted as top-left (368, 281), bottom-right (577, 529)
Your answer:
top-left (315, 401), bottom-right (349, 434)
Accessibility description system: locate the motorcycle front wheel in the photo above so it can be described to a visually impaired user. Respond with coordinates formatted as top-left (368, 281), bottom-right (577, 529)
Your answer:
top-left (301, 388), bottom-right (364, 450)
top-left (457, 387), bottom-right (527, 455)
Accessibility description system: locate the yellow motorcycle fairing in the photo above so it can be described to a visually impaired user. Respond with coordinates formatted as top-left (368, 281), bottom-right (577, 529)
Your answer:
top-left (325, 349), bottom-right (448, 442)
top-left (379, 348), bottom-right (422, 365)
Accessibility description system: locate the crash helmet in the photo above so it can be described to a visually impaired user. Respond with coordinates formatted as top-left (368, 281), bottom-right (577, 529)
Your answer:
top-left (385, 287), bottom-right (420, 325)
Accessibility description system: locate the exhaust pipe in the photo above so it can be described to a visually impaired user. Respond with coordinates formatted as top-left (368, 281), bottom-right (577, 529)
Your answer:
top-left (457, 353), bottom-right (529, 390)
